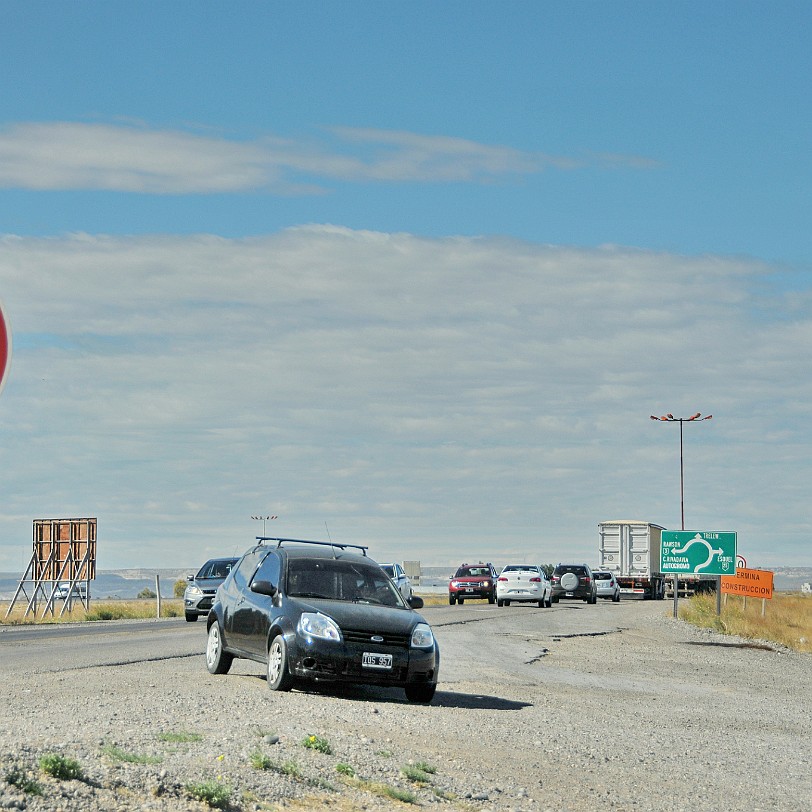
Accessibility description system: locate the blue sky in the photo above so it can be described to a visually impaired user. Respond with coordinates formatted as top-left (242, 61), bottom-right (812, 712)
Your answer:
top-left (1, 2), bottom-right (810, 571)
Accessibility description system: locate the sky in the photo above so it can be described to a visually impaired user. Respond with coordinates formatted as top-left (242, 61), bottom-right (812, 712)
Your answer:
top-left (0, 2), bottom-right (810, 572)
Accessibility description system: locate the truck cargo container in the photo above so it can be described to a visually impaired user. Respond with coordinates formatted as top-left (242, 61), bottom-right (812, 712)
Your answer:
top-left (598, 521), bottom-right (666, 600)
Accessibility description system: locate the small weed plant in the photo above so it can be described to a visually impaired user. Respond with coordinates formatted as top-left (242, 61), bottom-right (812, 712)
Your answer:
top-left (185, 778), bottom-right (231, 809)
top-left (101, 744), bottom-right (162, 765)
top-left (401, 761), bottom-right (437, 784)
top-left (335, 762), bottom-right (355, 777)
top-left (302, 734), bottom-right (332, 754)
top-left (5, 767), bottom-right (43, 795)
top-left (39, 753), bottom-right (83, 781)
top-left (249, 751), bottom-right (273, 771)
top-left (158, 731), bottom-right (203, 743)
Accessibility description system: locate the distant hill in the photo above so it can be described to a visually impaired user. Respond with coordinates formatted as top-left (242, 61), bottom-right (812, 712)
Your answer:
top-left (0, 568), bottom-right (195, 601)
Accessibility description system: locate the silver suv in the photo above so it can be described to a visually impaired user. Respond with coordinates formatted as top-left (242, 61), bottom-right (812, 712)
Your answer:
top-left (184, 557), bottom-right (239, 622)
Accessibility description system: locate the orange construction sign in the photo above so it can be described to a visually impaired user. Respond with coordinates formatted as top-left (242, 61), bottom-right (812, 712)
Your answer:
top-left (721, 567), bottom-right (773, 599)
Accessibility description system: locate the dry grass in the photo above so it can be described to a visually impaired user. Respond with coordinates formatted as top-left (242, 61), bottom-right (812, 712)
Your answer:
top-left (680, 592), bottom-right (812, 653)
top-left (0, 599), bottom-right (184, 625)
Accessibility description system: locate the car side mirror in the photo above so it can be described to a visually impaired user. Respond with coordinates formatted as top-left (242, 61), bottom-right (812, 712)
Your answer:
top-left (187, 574), bottom-right (194, 582)
top-left (408, 595), bottom-right (424, 609)
top-left (251, 579), bottom-right (277, 597)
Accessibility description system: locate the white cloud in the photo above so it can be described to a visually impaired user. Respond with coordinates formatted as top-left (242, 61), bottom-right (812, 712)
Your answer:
top-left (0, 122), bottom-right (657, 193)
top-left (0, 228), bottom-right (808, 570)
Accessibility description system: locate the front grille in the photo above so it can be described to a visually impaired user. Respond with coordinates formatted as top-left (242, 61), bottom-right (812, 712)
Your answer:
top-left (342, 629), bottom-right (410, 648)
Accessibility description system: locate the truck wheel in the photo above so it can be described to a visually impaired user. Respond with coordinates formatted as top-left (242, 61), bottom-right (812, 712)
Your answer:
top-left (449, 595), bottom-right (456, 605)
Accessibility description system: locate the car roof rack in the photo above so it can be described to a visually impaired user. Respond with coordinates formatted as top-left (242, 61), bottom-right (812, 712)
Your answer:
top-left (256, 536), bottom-right (369, 557)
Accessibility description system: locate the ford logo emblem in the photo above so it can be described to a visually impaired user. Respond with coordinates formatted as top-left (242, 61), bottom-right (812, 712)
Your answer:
top-left (371, 635), bottom-right (384, 642)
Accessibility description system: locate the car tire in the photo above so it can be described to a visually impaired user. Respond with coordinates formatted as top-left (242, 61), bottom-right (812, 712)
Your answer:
top-left (205, 622), bottom-right (233, 675)
top-left (405, 682), bottom-right (436, 703)
top-left (503, 599), bottom-right (511, 606)
top-left (488, 595), bottom-right (495, 604)
top-left (185, 612), bottom-right (198, 622)
top-left (449, 595), bottom-right (456, 605)
top-left (552, 596), bottom-right (559, 603)
top-left (267, 635), bottom-right (294, 692)
top-left (497, 599), bottom-right (504, 607)
top-left (545, 595), bottom-right (552, 608)
top-left (613, 592), bottom-right (621, 602)
top-left (458, 597), bottom-right (464, 604)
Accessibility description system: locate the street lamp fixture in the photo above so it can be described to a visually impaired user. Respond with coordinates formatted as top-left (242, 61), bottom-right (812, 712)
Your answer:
top-left (251, 515), bottom-right (278, 537)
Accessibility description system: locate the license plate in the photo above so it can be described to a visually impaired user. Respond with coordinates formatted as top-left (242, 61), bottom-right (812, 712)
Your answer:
top-left (465, 588), bottom-right (475, 593)
top-left (362, 652), bottom-right (393, 670)
top-left (566, 591), bottom-right (574, 596)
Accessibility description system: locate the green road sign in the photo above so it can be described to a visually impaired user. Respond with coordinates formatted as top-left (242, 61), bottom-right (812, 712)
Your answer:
top-left (660, 530), bottom-right (737, 576)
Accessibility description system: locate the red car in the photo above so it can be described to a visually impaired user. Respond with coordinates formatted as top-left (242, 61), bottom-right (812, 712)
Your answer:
top-left (449, 562), bottom-right (498, 605)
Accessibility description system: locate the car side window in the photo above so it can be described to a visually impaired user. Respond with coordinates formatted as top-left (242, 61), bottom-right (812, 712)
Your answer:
top-left (232, 551), bottom-right (262, 591)
top-left (254, 552), bottom-right (281, 590)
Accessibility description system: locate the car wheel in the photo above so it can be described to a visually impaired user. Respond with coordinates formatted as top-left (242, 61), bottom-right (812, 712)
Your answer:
top-left (205, 622), bottom-right (233, 675)
top-left (545, 595), bottom-right (552, 608)
top-left (458, 597), bottom-right (464, 604)
top-left (497, 599), bottom-right (504, 607)
top-left (185, 612), bottom-right (198, 622)
top-left (405, 682), bottom-right (436, 703)
top-left (552, 596), bottom-right (559, 603)
top-left (449, 595), bottom-right (456, 605)
top-left (503, 599), bottom-right (511, 606)
top-left (613, 591), bottom-right (621, 602)
top-left (267, 635), bottom-right (294, 692)
top-left (488, 595), bottom-right (496, 604)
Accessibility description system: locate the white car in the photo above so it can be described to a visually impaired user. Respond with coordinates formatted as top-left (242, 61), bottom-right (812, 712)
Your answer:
top-left (594, 570), bottom-right (621, 601)
top-left (496, 564), bottom-right (552, 608)
top-left (54, 582), bottom-right (89, 601)
top-left (379, 562), bottom-right (413, 601)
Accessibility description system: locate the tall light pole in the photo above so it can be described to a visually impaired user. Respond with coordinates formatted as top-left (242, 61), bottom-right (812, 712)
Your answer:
top-left (650, 413), bottom-right (712, 616)
top-left (650, 413), bottom-right (712, 530)
top-left (251, 515), bottom-right (278, 537)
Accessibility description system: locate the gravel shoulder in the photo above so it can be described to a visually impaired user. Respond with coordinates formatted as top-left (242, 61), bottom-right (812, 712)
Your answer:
top-left (2, 600), bottom-right (810, 811)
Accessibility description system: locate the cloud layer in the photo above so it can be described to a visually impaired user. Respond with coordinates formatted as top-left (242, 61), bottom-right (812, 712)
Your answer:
top-left (0, 122), bottom-right (657, 194)
top-left (0, 228), bottom-right (808, 569)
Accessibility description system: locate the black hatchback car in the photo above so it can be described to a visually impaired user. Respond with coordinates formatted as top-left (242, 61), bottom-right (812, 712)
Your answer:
top-left (205, 538), bottom-right (439, 703)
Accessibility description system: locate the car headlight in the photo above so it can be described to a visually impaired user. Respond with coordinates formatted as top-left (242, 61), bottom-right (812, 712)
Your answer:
top-left (186, 586), bottom-right (203, 598)
top-left (450, 580), bottom-right (460, 588)
top-left (297, 612), bottom-right (342, 642)
top-left (410, 623), bottom-right (434, 649)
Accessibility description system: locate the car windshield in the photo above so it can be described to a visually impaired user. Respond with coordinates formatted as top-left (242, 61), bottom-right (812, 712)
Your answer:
top-left (455, 566), bottom-right (490, 577)
top-left (286, 559), bottom-right (404, 607)
top-left (198, 559), bottom-right (236, 579)
top-left (595, 572), bottom-right (612, 580)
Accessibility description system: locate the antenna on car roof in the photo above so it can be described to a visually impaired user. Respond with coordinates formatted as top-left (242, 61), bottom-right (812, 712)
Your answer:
top-left (324, 522), bottom-right (336, 558)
